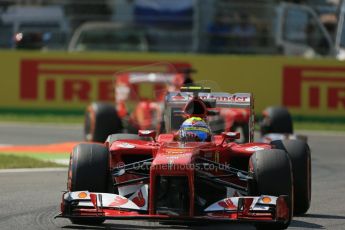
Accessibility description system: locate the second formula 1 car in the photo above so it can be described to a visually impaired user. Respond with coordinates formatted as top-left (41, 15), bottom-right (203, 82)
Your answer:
top-left (84, 71), bottom-right (186, 142)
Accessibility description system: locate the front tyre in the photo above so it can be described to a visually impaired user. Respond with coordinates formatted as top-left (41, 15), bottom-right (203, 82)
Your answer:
top-left (249, 149), bottom-right (293, 229)
top-left (67, 143), bottom-right (110, 225)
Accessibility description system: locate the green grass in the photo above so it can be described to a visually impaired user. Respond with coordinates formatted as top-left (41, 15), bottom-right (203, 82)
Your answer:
top-left (19, 153), bottom-right (69, 166)
top-left (0, 154), bottom-right (65, 169)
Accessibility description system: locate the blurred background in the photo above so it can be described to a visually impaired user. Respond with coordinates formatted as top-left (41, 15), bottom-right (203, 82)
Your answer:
top-left (0, 0), bottom-right (344, 124)
top-left (0, 0), bottom-right (342, 56)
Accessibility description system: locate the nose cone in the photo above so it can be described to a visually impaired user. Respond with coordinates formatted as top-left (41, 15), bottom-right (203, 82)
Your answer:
top-left (152, 143), bottom-right (193, 174)
top-left (149, 142), bottom-right (212, 216)
top-left (151, 142), bottom-right (210, 174)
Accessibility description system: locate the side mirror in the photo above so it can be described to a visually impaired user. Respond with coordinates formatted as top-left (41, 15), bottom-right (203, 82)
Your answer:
top-left (220, 132), bottom-right (240, 145)
top-left (138, 130), bottom-right (156, 142)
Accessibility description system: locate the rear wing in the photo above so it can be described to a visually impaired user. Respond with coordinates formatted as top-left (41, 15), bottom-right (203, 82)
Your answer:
top-left (164, 91), bottom-right (255, 142)
top-left (115, 72), bottom-right (184, 85)
top-left (127, 73), bottom-right (182, 84)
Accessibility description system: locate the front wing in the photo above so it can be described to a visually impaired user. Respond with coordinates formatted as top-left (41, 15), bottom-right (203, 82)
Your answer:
top-left (57, 190), bottom-right (290, 225)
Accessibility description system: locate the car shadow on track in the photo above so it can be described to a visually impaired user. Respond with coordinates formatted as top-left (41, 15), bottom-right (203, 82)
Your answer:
top-left (288, 213), bottom-right (345, 229)
top-left (62, 222), bottom-right (255, 230)
top-left (60, 214), bottom-right (345, 230)
top-left (289, 220), bottom-right (324, 229)
top-left (302, 213), bottom-right (345, 220)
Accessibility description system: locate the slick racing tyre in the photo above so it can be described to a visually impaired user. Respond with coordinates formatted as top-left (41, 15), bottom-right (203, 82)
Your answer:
top-left (84, 102), bottom-right (123, 143)
top-left (272, 139), bottom-right (311, 215)
top-left (249, 149), bottom-right (293, 230)
top-left (260, 106), bottom-right (293, 136)
top-left (67, 143), bottom-right (109, 225)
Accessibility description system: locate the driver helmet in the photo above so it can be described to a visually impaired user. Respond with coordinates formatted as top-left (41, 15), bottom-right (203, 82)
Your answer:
top-left (179, 117), bottom-right (211, 142)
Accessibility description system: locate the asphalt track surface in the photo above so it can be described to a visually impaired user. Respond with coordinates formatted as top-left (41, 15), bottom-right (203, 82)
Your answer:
top-left (0, 122), bottom-right (345, 230)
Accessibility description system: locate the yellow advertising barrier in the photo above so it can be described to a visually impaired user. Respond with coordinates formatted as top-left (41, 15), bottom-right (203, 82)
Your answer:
top-left (0, 50), bottom-right (344, 118)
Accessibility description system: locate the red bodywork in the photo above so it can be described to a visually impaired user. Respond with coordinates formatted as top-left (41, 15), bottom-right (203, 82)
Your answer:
top-left (60, 135), bottom-right (290, 224)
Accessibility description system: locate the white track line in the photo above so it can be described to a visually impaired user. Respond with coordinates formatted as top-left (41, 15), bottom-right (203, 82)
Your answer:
top-left (51, 159), bottom-right (69, 165)
top-left (0, 168), bottom-right (67, 173)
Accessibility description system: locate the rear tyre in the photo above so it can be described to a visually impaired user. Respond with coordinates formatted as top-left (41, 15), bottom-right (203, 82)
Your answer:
top-left (272, 139), bottom-right (311, 215)
top-left (260, 106), bottom-right (293, 136)
top-left (249, 149), bottom-right (293, 230)
top-left (84, 102), bottom-right (123, 143)
top-left (67, 143), bottom-right (109, 225)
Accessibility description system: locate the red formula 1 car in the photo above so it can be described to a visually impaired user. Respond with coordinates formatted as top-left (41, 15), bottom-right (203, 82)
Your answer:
top-left (61, 88), bottom-right (311, 229)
